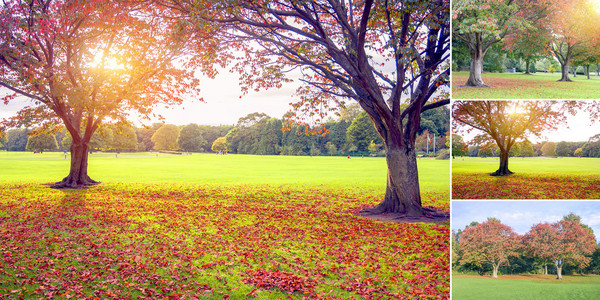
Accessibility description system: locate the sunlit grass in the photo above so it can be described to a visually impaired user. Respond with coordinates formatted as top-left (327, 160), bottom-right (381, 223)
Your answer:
top-left (0, 151), bottom-right (450, 299)
top-left (452, 157), bottom-right (600, 199)
top-left (452, 275), bottom-right (600, 300)
top-left (452, 71), bottom-right (600, 99)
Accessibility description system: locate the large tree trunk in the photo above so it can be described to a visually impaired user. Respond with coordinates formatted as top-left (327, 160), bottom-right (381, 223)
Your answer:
top-left (51, 141), bottom-right (98, 188)
top-left (465, 48), bottom-right (488, 87)
top-left (556, 261), bottom-right (563, 280)
top-left (559, 62), bottom-right (571, 82)
top-left (544, 264), bottom-right (548, 275)
top-left (492, 263), bottom-right (499, 278)
top-left (491, 150), bottom-right (513, 176)
top-left (372, 143), bottom-right (425, 217)
top-left (524, 60), bottom-right (531, 75)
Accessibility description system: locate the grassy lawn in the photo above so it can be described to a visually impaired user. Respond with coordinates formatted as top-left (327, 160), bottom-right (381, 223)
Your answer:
top-left (0, 151), bottom-right (450, 299)
top-left (452, 157), bottom-right (600, 199)
top-left (452, 71), bottom-right (600, 99)
top-left (452, 274), bottom-right (600, 300)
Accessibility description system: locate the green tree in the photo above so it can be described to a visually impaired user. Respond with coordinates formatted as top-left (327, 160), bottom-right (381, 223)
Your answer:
top-left (151, 124), bottom-right (180, 151)
top-left (541, 142), bottom-right (557, 157)
top-left (582, 134), bottom-right (600, 157)
top-left (453, 0), bottom-right (542, 86)
top-left (111, 125), bottom-right (137, 152)
top-left (478, 147), bottom-right (494, 158)
top-left (136, 123), bottom-right (163, 152)
top-left (346, 112), bottom-right (381, 152)
top-left (178, 124), bottom-right (207, 152)
top-left (7, 128), bottom-right (30, 151)
top-left (509, 142), bottom-right (521, 157)
top-left (62, 129), bottom-right (114, 151)
top-left (0, 134), bottom-right (6, 150)
top-left (211, 137), bottom-right (227, 153)
top-left (452, 134), bottom-right (468, 157)
top-left (574, 147), bottom-right (583, 157)
top-left (26, 133), bottom-right (58, 152)
top-left (325, 142), bottom-right (337, 155)
top-left (555, 141), bottom-right (571, 157)
top-left (519, 141), bottom-right (535, 157)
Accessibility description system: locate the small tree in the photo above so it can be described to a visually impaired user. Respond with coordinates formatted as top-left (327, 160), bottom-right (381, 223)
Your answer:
top-left (111, 126), bottom-right (137, 152)
top-left (459, 218), bottom-right (521, 278)
top-left (151, 125), bottom-right (180, 151)
top-left (452, 134), bottom-right (468, 157)
top-left (574, 147), bottom-right (583, 157)
top-left (325, 142), bottom-right (337, 155)
top-left (211, 137), bottom-right (227, 153)
top-left (478, 147), bottom-right (494, 158)
top-left (26, 133), bottom-right (58, 152)
top-left (519, 141), bottom-right (535, 157)
top-left (541, 142), bottom-right (557, 157)
top-left (555, 141), bottom-right (570, 157)
top-left (178, 124), bottom-right (207, 152)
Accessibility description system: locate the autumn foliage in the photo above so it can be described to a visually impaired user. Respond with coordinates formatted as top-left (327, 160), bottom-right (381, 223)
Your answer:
top-left (0, 0), bottom-right (213, 187)
top-left (457, 217), bottom-right (598, 279)
top-left (524, 220), bottom-right (597, 279)
top-left (458, 219), bottom-right (520, 278)
top-left (0, 183), bottom-right (450, 299)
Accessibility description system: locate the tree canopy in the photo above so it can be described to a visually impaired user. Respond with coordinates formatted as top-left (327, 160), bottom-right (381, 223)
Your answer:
top-left (0, 0), bottom-right (212, 187)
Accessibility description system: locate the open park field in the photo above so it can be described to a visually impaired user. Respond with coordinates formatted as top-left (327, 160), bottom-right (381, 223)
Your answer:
top-left (452, 274), bottom-right (600, 300)
top-left (452, 72), bottom-right (600, 99)
top-left (452, 157), bottom-right (600, 199)
top-left (0, 152), bottom-right (449, 299)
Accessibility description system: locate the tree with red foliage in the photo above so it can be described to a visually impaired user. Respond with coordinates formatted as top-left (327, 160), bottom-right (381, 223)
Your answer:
top-left (524, 219), bottom-right (596, 279)
top-left (452, 101), bottom-right (567, 176)
top-left (545, 0), bottom-right (600, 81)
top-left (0, 0), bottom-right (212, 188)
top-left (459, 218), bottom-right (521, 278)
top-left (453, 0), bottom-right (550, 86)
top-left (169, 0), bottom-right (450, 218)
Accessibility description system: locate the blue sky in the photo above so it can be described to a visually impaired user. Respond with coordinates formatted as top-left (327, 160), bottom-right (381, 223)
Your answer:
top-left (452, 201), bottom-right (600, 242)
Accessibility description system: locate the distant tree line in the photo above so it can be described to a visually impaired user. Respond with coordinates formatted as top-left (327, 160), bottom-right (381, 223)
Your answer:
top-left (221, 106), bottom-right (448, 156)
top-left (1, 105), bottom-right (449, 157)
top-left (453, 134), bottom-right (600, 158)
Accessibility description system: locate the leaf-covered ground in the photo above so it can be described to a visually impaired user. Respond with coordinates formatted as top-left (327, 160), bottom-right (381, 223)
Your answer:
top-left (0, 183), bottom-right (449, 299)
top-left (452, 173), bottom-right (600, 199)
top-left (452, 71), bottom-right (600, 99)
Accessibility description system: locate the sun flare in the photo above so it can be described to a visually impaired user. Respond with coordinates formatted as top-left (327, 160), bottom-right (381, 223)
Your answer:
top-left (90, 52), bottom-right (125, 70)
top-left (508, 102), bottom-right (527, 115)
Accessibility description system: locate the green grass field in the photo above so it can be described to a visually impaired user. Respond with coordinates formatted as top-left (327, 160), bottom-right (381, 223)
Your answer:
top-left (0, 151), bottom-right (449, 192)
top-left (452, 157), bottom-right (600, 199)
top-left (452, 275), bottom-right (600, 300)
top-left (452, 71), bottom-right (600, 99)
top-left (0, 151), bottom-right (450, 299)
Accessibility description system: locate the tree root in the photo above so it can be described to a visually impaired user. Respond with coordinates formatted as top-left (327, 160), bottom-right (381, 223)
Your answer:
top-left (50, 176), bottom-right (100, 189)
top-left (490, 170), bottom-right (514, 176)
top-left (358, 206), bottom-right (449, 223)
top-left (459, 84), bottom-right (489, 88)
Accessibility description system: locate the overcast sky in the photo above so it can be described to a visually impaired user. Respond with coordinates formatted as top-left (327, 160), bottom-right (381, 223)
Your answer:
top-left (455, 102), bottom-right (599, 143)
top-left (452, 201), bottom-right (600, 242)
